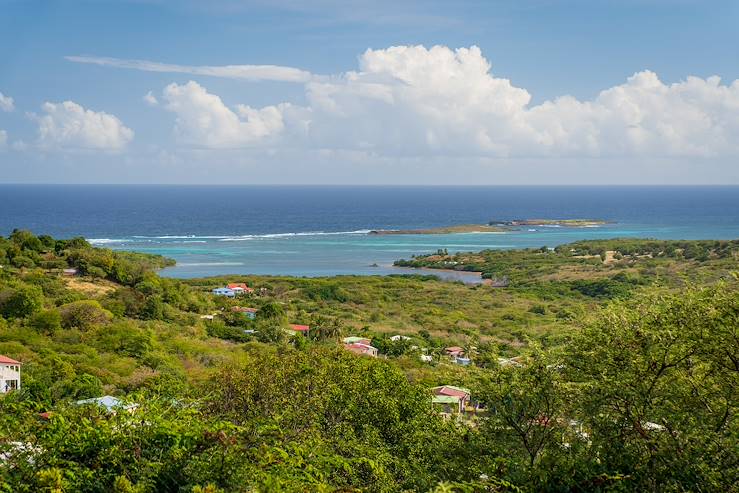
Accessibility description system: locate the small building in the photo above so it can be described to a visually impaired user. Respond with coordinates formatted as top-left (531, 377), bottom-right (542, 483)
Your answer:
top-left (0, 355), bottom-right (21, 394)
top-left (62, 268), bottom-right (78, 277)
top-left (212, 287), bottom-right (236, 298)
top-left (454, 356), bottom-right (471, 366)
top-left (431, 385), bottom-right (471, 414)
top-left (343, 336), bottom-right (372, 345)
top-left (232, 306), bottom-right (258, 320)
top-left (390, 335), bottom-right (411, 342)
top-left (420, 354), bottom-right (433, 362)
top-left (344, 342), bottom-right (378, 357)
top-left (75, 395), bottom-right (137, 413)
top-left (445, 346), bottom-right (465, 358)
top-left (498, 356), bottom-right (523, 368)
top-left (290, 324), bottom-right (310, 335)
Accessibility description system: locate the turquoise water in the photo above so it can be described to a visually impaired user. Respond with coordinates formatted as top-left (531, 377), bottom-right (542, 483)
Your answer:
top-left (1, 185), bottom-right (737, 279)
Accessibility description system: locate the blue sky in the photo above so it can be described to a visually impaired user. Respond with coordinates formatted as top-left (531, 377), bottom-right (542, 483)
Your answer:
top-left (0, 0), bottom-right (738, 184)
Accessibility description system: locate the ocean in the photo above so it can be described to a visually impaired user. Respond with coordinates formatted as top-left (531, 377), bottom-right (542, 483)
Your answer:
top-left (1, 185), bottom-right (737, 279)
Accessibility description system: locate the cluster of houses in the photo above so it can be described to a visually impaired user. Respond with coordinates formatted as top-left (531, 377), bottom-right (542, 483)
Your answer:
top-left (212, 282), bottom-right (255, 298)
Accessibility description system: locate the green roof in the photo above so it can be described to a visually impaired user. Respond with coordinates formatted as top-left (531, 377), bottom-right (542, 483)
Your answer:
top-left (432, 395), bottom-right (461, 404)
top-left (343, 336), bottom-right (368, 344)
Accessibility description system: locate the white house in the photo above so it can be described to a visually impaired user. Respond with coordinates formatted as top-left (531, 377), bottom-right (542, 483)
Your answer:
top-left (390, 335), bottom-right (411, 342)
top-left (0, 355), bottom-right (21, 394)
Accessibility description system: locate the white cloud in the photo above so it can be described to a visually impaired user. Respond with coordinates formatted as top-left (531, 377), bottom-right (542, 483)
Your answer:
top-left (66, 55), bottom-right (313, 83)
top-left (131, 44), bottom-right (739, 158)
top-left (0, 92), bottom-right (14, 112)
top-left (0, 130), bottom-right (7, 148)
top-left (34, 101), bottom-right (134, 151)
top-left (160, 81), bottom-right (288, 148)
top-left (143, 91), bottom-right (159, 106)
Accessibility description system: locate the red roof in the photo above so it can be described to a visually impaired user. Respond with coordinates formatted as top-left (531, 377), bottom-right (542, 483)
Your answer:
top-left (290, 324), bottom-right (310, 332)
top-left (433, 386), bottom-right (469, 399)
top-left (227, 283), bottom-right (249, 289)
top-left (344, 343), bottom-right (377, 355)
top-left (0, 355), bottom-right (21, 365)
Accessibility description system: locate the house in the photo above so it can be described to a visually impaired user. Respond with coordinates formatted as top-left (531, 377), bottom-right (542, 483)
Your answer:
top-left (75, 395), bottom-right (137, 413)
top-left (0, 355), bottom-right (21, 394)
top-left (228, 283), bottom-right (255, 295)
top-left (343, 336), bottom-right (372, 345)
top-left (390, 335), bottom-right (411, 342)
top-left (454, 356), bottom-right (471, 366)
top-left (498, 356), bottom-right (523, 368)
top-left (344, 342), bottom-right (379, 357)
top-left (290, 324), bottom-right (310, 335)
top-left (62, 268), bottom-right (78, 277)
top-left (431, 385), bottom-right (471, 414)
top-left (212, 287), bottom-right (236, 298)
top-left (232, 306), bottom-right (258, 320)
top-left (445, 346), bottom-right (465, 358)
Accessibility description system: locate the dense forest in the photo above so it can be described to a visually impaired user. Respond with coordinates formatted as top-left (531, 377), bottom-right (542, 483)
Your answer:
top-left (0, 230), bottom-right (737, 492)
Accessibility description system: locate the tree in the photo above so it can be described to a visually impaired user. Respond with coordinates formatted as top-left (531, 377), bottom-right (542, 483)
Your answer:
top-left (28, 309), bottom-right (62, 334)
top-left (0, 285), bottom-right (44, 319)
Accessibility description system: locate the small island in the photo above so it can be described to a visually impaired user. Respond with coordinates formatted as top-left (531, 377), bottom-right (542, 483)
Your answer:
top-left (369, 224), bottom-right (507, 235)
top-left (369, 219), bottom-right (611, 235)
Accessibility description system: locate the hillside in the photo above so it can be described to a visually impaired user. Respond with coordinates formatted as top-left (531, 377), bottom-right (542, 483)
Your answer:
top-left (0, 231), bottom-right (737, 492)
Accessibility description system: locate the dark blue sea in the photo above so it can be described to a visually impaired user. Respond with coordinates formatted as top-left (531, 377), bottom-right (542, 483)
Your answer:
top-left (1, 185), bottom-right (737, 278)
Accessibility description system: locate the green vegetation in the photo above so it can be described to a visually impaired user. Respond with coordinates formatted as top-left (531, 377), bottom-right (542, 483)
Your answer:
top-left (0, 231), bottom-right (737, 492)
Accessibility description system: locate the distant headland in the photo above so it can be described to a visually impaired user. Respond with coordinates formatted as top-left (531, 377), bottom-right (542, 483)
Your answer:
top-left (368, 219), bottom-right (611, 235)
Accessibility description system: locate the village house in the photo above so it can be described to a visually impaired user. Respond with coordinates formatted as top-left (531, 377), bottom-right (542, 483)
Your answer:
top-left (227, 283), bottom-right (255, 295)
top-left (212, 287), bottom-right (236, 298)
top-left (231, 306), bottom-right (258, 320)
top-left (344, 342), bottom-right (379, 357)
top-left (431, 385), bottom-right (471, 414)
top-left (289, 324), bottom-right (310, 335)
top-left (445, 346), bottom-right (464, 358)
top-left (390, 335), bottom-right (411, 342)
top-left (62, 268), bottom-right (78, 277)
top-left (0, 355), bottom-right (21, 394)
top-left (75, 395), bottom-right (137, 414)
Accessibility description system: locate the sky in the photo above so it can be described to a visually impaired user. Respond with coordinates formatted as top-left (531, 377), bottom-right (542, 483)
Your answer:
top-left (0, 0), bottom-right (738, 185)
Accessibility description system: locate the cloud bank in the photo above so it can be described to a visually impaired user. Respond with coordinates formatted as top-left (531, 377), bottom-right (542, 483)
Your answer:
top-left (34, 101), bottom-right (134, 151)
top-left (140, 45), bottom-right (739, 158)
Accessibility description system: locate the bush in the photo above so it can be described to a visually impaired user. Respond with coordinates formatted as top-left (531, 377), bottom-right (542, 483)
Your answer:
top-left (58, 300), bottom-right (113, 329)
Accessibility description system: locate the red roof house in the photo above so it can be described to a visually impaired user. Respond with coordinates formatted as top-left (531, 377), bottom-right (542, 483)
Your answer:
top-left (227, 283), bottom-right (255, 294)
top-left (343, 343), bottom-right (378, 357)
top-left (444, 346), bottom-right (465, 357)
top-left (290, 324), bottom-right (310, 333)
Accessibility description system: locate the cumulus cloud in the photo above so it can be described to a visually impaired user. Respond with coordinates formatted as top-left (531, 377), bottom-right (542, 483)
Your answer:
top-left (34, 101), bottom-right (134, 151)
top-left (0, 92), bottom-right (14, 112)
top-left (160, 81), bottom-right (288, 148)
top-left (66, 55), bottom-right (313, 83)
top-left (134, 45), bottom-right (739, 157)
top-left (143, 91), bottom-right (158, 106)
